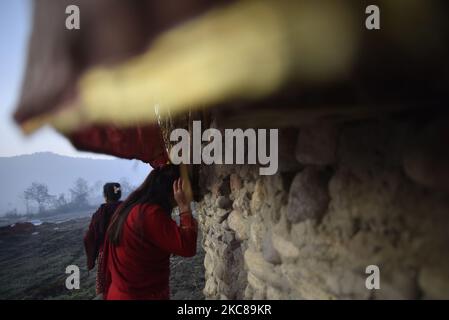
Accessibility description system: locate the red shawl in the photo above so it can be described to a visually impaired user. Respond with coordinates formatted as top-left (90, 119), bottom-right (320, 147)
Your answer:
top-left (101, 203), bottom-right (197, 300)
top-left (68, 124), bottom-right (169, 168)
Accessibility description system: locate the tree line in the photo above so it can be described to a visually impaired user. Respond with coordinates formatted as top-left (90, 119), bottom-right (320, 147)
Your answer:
top-left (23, 178), bottom-right (91, 215)
top-left (4, 178), bottom-right (134, 218)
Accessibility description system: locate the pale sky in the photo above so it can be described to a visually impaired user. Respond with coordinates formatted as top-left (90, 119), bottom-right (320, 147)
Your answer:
top-left (0, 0), bottom-right (110, 159)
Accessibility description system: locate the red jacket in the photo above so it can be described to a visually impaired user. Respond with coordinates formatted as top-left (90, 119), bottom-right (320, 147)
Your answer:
top-left (102, 203), bottom-right (197, 300)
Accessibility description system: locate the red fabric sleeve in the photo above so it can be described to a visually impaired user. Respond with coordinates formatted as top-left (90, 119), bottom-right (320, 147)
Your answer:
top-left (144, 206), bottom-right (198, 257)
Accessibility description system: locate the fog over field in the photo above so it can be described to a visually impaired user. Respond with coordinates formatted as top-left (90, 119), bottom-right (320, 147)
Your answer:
top-left (0, 152), bottom-right (150, 215)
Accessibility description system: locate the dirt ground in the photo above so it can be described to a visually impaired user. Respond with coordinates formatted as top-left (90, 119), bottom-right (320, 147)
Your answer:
top-left (0, 216), bottom-right (205, 300)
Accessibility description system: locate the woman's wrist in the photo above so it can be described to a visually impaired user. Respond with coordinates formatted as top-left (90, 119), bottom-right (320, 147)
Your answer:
top-left (178, 205), bottom-right (190, 214)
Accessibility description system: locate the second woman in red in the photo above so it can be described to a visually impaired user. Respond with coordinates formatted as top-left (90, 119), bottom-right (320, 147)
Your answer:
top-left (100, 165), bottom-right (197, 300)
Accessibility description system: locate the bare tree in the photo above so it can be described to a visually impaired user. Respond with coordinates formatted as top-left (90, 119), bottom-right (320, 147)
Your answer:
top-left (24, 182), bottom-right (52, 213)
top-left (19, 192), bottom-right (30, 215)
top-left (56, 193), bottom-right (67, 207)
top-left (89, 180), bottom-right (103, 200)
top-left (70, 178), bottom-right (90, 208)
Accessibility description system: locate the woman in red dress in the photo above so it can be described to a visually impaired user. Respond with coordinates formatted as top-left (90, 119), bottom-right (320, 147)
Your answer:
top-left (101, 165), bottom-right (197, 300)
top-left (84, 182), bottom-right (123, 297)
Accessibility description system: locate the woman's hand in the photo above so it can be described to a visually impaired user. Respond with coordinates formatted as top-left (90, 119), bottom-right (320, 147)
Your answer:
top-left (173, 178), bottom-right (190, 213)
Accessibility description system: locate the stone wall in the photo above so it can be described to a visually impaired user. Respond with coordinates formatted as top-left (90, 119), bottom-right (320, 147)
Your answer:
top-left (197, 116), bottom-right (449, 299)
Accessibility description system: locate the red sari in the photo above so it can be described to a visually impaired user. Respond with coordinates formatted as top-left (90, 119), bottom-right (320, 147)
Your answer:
top-left (102, 203), bottom-right (197, 300)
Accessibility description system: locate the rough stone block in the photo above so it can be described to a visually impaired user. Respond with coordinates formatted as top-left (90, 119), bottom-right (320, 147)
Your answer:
top-left (271, 233), bottom-right (299, 261)
top-left (244, 248), bottom-right (287, 290)
top-left (244, 285), bottom-right (254, 299)
top-left (403, 119), bottom-right (449, 193)
top-left (278, 128), bottom-right (303, 172)
top-left (250, 179), bottom-right (266, 214)
top-left (247, 272), bottom-right (266, 294)
top-left (266, 285), bottom-right (283, 300)
top-left (287, 167), bottom-right (331, 223)
top-left (230, 173), bottom-right (242, 192)
top-left (203, 277), bottom-right (218, 297)
top-left (227, 210), bottom-right (249, 241)
top-left (296, 123), bottom-right (338, 165)
top-left (262, 234), bottom-right (281, 265)
top-left (249, 217), bottom-right (266, 251)
top-left (217, 195), bottom-right (233, 210)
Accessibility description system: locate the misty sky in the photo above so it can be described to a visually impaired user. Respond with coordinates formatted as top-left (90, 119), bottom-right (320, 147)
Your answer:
top-left (0, 0), bottom-right (110, 159)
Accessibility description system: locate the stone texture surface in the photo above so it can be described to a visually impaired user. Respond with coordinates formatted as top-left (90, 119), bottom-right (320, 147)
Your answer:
top-left (287, 167), bottom-right (331, 223)
top-left (278, 128), bottom-right (303, 172)
top-left (296, 123), bottom-right (339, 165)
top-left (262, 234), bottom-right (281, 265)
top-left (227, 210), bottom-right (249, 241)
top-left (197, 118), bottom-right (449, 300)
top-left (403, 118), bottom-right (449, 193)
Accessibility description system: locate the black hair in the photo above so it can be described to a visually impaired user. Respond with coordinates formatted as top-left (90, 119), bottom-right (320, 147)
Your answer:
top-left (103, 182), bottom-right (122, 202)
top-left (107, 164), bottom-right (180, 245)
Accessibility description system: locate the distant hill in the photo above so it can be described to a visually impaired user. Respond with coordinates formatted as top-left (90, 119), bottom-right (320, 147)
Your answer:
top-left (0, 152), bottom-right (151, 215)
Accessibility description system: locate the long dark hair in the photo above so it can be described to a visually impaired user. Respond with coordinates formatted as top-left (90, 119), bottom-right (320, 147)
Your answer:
top-left (107, 164), bottom-right (180, 245)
